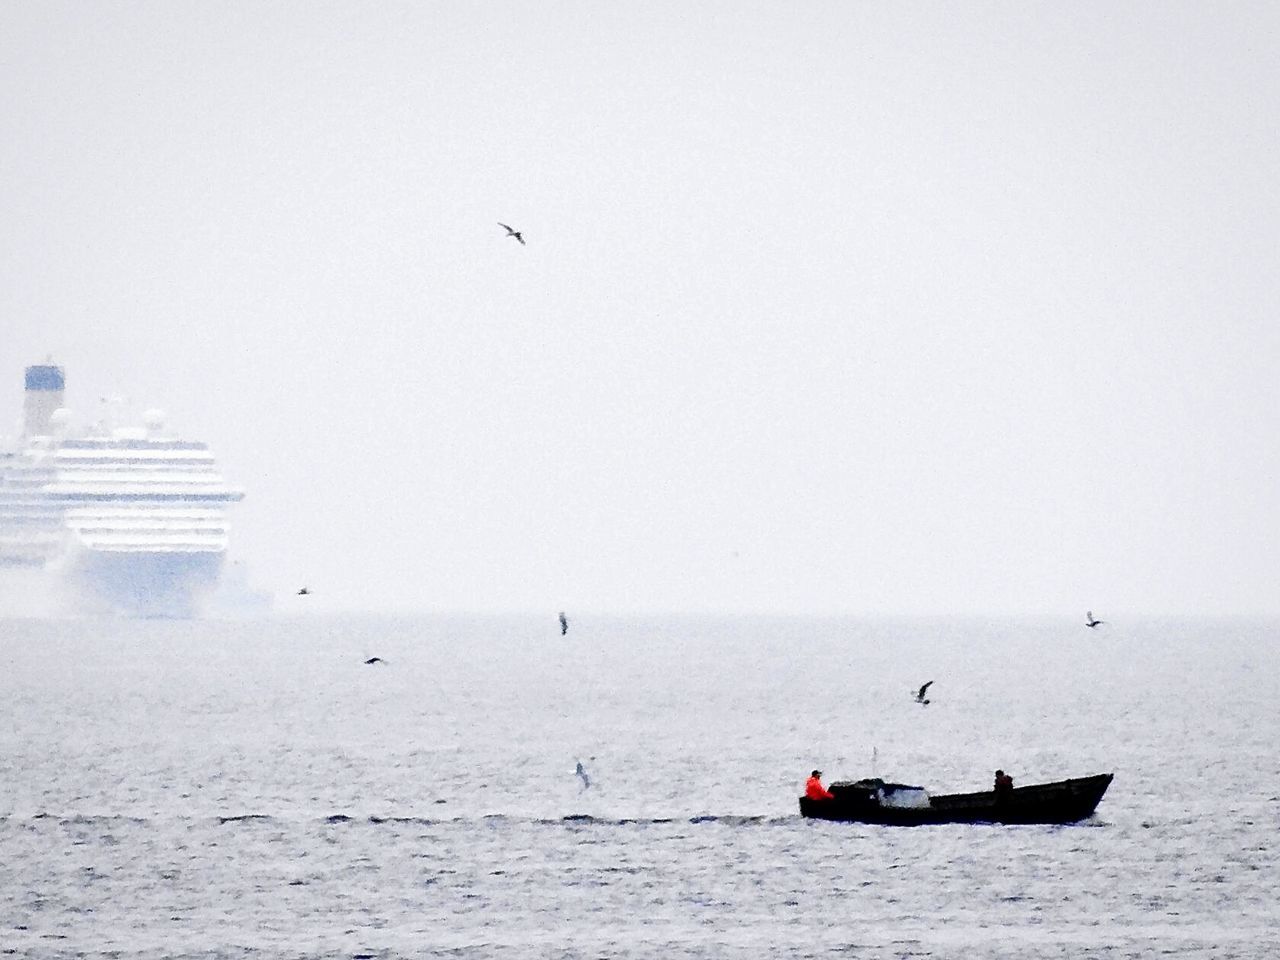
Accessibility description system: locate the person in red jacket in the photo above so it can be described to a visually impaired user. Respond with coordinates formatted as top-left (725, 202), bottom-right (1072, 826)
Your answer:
top-left (805, 769), bottom-right (835, 801)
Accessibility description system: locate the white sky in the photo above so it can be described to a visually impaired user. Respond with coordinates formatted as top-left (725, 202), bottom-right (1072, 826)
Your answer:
top-left (2, 2), bottom-right (1277, 615)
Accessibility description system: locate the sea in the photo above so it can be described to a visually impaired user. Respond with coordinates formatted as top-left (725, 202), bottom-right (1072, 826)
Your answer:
top-left (1, 614), bottom-right (1277, 959)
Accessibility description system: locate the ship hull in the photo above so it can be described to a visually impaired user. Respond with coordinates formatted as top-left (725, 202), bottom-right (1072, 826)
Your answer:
top-left (65, 549), bottom-right (225, 618)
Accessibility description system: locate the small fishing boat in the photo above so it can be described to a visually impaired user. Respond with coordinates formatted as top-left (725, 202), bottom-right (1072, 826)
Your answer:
top-left (799, 773), bottom-right (1113, 825)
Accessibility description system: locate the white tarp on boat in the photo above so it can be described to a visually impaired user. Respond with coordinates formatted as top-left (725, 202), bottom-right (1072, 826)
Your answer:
top-left (878, 786), bottom-right (931, 808)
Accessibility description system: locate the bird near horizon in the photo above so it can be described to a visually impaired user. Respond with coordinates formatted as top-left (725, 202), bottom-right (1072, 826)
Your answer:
top-left (364, 657), bottom-right (385, 665)
top-left (559, 611), bottom-right (569, 636)
top-left (574, 760), bottom-right (590, 790)
top-left (498, 222), bottom-right (525, 245)
top-left (1086, 611), bottom-right (1105, 628)
top-left (297, 587), bottom-right (310, 596)
top-left (915, 680), bottom-right (933, 705)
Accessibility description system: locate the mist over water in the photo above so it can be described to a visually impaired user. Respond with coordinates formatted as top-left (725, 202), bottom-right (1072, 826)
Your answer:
top-left (2, 614), bottom-right (1277, 957)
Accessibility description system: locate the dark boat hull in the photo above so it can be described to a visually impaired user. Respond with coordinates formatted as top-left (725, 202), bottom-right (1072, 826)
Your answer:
top-left (799, 773), bottom-right (1114, 825)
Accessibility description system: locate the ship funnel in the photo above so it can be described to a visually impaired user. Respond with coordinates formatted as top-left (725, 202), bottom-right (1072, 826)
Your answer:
top-left (23, 364), bottom-right (66, 437)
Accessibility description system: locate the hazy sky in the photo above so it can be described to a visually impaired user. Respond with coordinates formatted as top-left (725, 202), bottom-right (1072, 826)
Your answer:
top-left (2, 2), bottom-right (1277, 616)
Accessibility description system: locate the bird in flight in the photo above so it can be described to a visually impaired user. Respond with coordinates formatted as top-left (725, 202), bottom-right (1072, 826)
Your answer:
top-left (914, 680), bottom-right (934, 705)
top-left (297, 587), bottom-right (311, 596)
top-left (498, 222), bottom-right (525, 245)
top-left (559, 611), bottom-right (569, 636)
top-left (574, 760), bottom-right (591, 790)
top-left (1085, 611), bottom-right (1104, 629)
top-left (364, 657), bottom-right (385, 665)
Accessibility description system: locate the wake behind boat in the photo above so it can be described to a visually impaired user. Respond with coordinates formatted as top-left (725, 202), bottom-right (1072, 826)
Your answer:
top-left (799, 772), bottom-right (1114, 825)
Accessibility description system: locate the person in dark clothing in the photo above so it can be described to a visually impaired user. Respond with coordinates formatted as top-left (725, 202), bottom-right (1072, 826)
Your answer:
top-left (994, 769), bottom-right (1014, 799)
top-left (805, 770), bottom-right (836, 801)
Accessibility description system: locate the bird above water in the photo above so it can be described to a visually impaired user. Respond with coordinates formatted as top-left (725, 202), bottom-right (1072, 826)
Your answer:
top-left (364, 657), bottom-right (385, 665)
top-left (297, 587), bottom-right (311, 596)
top-left (1086, 611), bottom-right (1105, 629)
top-left (498, 222), bottom-right (525, 245)
top-left (915, 680), bottom-right (934, 705)
top-left (559, 611), bottom-right (569, 636)
top-left (574, 760), bottom-right (590, 790)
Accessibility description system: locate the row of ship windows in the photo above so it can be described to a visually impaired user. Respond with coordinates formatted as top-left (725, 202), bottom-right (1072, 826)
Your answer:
top-left (0, 529), bottom-right (227, 536)
top-left (1, 482), bottom-right (228, 491)
top-left (2, 471), bottom-right (222, 477)
top-left (0, 476), bottom-right (229, 486)
top-left (0, 505), bottom-right (227, 512)
top-left (0, 497), bottom-right (239, 505)
top-left (1, 528), bottom-right (231, 537)
top-left (18, 459), bottom-right (219, 466)
top-left (49, 440), bottom-right (212, 451)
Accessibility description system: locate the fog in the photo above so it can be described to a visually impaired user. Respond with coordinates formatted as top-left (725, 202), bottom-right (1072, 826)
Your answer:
top-left (2, 2), bottom-right (1276, 616)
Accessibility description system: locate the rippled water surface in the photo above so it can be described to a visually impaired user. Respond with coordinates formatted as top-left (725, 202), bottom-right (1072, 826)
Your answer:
top-left (2, 615), bottom-right (1277, 958)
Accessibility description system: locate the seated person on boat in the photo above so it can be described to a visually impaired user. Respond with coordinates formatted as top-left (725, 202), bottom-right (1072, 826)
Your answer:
top-left (804, 770), bottom-right (835, 801)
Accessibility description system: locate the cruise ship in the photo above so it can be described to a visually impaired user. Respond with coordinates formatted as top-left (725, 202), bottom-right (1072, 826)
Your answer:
top-left (0, 363), bottom-right (245, 617)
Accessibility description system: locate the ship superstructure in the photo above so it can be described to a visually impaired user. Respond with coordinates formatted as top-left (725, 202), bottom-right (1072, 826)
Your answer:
top-left (0, 363), bottom-right (244, 617)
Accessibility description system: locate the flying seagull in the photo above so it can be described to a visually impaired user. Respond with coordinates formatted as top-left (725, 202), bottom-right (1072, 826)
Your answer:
top-left (574, 760), bottom-right (590, 790)
top-left (498, 222), bottom-right (525, 245)
top-left (1085, 611), bottom-right (1104, 629)
top-left (297, 587), bottom-right (311, 596)
top-left (364, 657), bottom-right (385, 665)
top-left (914, 680), bottom-right (934, 705)
top-left (559, 611), bottom-right (569, 636)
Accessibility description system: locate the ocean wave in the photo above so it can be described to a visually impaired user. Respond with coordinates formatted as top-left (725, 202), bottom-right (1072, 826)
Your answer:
top-left (216, 814), bottom-right (276, 825)
top-left (546, 814), bottom-right (784, 827)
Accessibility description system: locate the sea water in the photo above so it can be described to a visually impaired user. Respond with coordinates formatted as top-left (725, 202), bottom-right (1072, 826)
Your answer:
top-left (1, 614), bottom-right (1276, 958)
